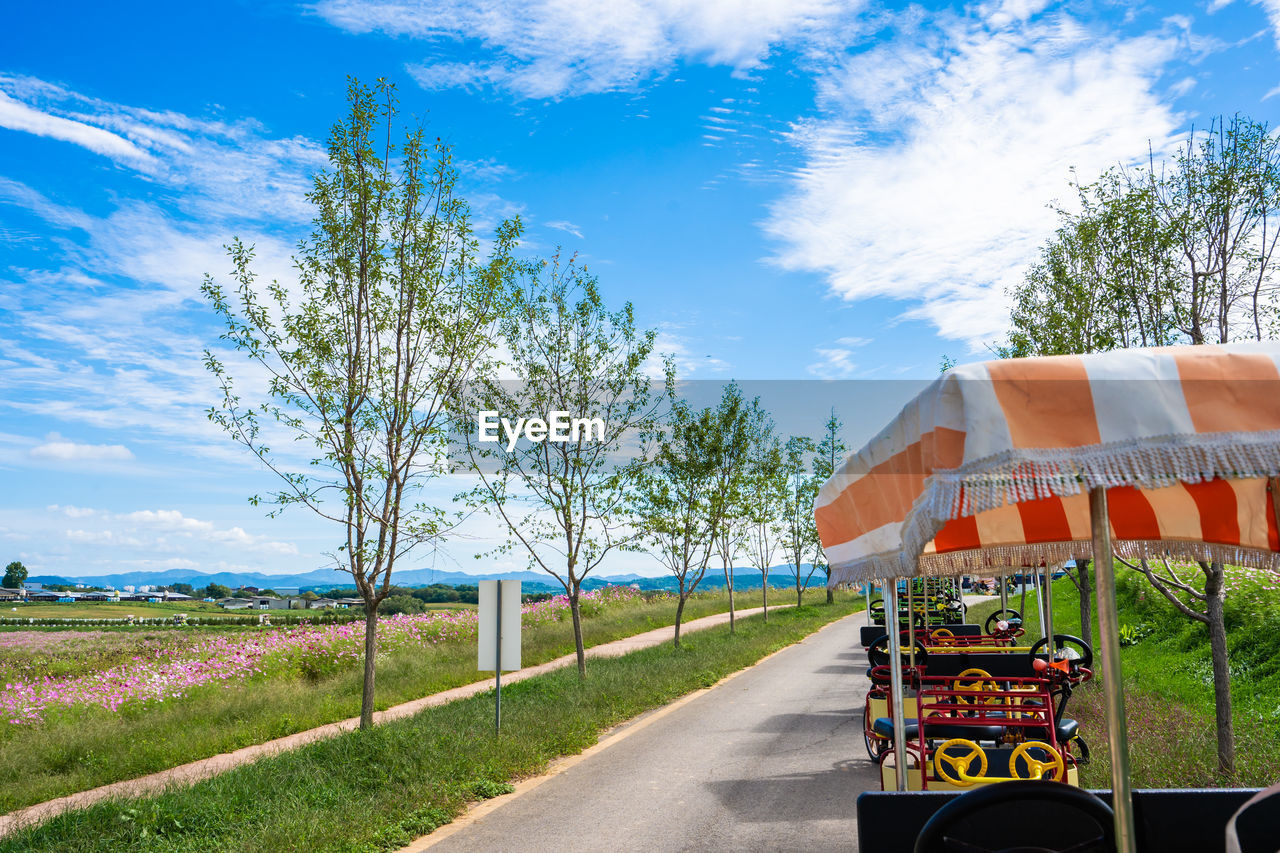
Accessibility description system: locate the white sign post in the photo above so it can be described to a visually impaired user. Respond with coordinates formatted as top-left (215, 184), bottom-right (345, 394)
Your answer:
top-left (478, 580), bottom-right (521, 733)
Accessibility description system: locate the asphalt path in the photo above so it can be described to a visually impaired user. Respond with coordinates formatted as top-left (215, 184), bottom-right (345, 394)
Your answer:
top-left (420, 611), bottom-right (881, 853)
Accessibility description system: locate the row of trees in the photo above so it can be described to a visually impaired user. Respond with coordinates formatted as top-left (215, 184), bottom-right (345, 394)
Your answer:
top-left (1000, 114), bottom-right (1280, 776)
top-left (203, 79), bottom-right (848, 728)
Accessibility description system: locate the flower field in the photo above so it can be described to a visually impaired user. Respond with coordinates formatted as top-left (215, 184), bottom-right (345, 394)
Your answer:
top-left (0, 584), bottom-right (764, 813)
top-left (2, 586), bottom-right (649, 726)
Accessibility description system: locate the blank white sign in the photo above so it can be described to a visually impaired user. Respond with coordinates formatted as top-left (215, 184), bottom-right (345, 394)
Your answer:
top-left (478, 580), bottom-right (521, 671)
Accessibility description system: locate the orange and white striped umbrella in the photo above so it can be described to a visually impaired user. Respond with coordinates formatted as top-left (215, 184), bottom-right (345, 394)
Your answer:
top-left (816, 343), bottom-right (1280, 584)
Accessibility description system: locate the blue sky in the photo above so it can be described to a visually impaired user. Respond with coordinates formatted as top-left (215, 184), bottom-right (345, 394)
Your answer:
top-left (2, 0), bottom-right (1279, 580)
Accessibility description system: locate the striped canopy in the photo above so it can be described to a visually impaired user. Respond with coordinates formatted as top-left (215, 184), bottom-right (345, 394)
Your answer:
top-left (816, 343), bottom-right (1280, 585)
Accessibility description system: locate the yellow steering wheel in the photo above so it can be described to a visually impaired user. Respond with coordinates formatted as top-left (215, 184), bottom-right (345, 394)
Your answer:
top-left (1010, 740), bottom-right (1067, 781)
top-left (954, 668), bottom-right (1000, 709)
top-left (933, 738), bottom-right (988, 787)
top-left (930, 628), bottom-right (957, 646)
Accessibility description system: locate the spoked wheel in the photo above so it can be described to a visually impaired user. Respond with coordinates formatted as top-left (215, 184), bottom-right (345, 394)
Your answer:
top-left (865, 726), bottom-right (891, 760)
top-left (864, 694), bottom-right (890, 759)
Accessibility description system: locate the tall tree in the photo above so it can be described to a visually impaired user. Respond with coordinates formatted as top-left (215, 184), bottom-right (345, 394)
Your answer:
top-left (202, 78), bottom-right (516, 728)
top-left (780, 435), bottom-right (819, 607)
top-left (1000, 115), bottom-right (1280, 775)
top-left (459, 254), bottom-right (663, 676)
top-left (1116, 557), bottom-right (1237, 773)
top-left (634, 399), bottom-right (721, 648)
top-left (705, 383), bottom-right (760, 634)
top-left (3, 561), bottom-right (27, 589)
top-left (744, 420), bottom-right (785, 621)
top-left (811, 409), bottom-right (848, 605)
top-left (1147, 115), bottom-right (1280, 344)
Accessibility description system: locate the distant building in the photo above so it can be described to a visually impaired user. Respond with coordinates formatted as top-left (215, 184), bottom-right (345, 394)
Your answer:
top-left (22, 582), bottom-right (42, 591)
top-left (29, 589), bottom-right (78, 601)
top-left (273, 587), bottom-right (299, 596)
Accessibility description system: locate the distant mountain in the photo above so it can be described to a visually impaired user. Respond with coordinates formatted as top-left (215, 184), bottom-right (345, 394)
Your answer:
top-left (30, 564), bottom-right (823, 594)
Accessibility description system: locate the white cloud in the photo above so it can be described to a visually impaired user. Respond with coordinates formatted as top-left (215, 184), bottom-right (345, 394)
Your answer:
top-left (82, 507), bottom-right (299, 556)
top-left (0, 90), bottom-right (153, 165)
top-left (647, 323), bottom-right (730, 378)
top-left (322, 0), bottom-right (866, 98)
top-left (765, 11), bottom-right (1184, 349)
top-left (49, 504), bottom-right (98, 518)
top-left (545, 219), bottom-right (584, 239)
top-left (0, 74), bottom-right (327, 223)
top-left (807, 347), bottom-right (858, 378)
top-left (29, 436), bottom-right (134, 463)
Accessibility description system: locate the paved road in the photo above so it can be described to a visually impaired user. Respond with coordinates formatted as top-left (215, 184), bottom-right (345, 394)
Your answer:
top-left (423, 612), bottom-right (880, 853)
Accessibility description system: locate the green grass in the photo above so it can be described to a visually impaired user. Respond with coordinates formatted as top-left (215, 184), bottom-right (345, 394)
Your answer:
top-left (0, 594), bottom-right (861, 853)
top-left (967, 571), bottom-right (1280, 788)
top-left (0, 586), bottom-right (801, 812)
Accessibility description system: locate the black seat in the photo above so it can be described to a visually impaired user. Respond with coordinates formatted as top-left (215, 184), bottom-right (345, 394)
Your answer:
top-left (872, 717), bottom-right (1006, 742)
top-left (1027, 718), bottom-right (1080, 742)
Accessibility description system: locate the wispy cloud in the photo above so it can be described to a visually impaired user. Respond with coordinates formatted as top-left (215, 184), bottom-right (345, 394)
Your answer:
top-left (545, 219), bottom-right (584, 239)
top-left (0, 74), bottom-right (327, 223)
top-left (765, 9), bottom-right (1185, 349)
top-left (322, 0), bottom-right (867, 99)
top-left (807, 346), bottom-right (858, 378)
top-left (0, 90), bottom-right (152, 165)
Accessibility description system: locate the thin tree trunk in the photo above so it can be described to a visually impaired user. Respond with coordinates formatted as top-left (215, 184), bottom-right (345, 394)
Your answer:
top-left (674, 589), bottom-right (686, 648)
top-left (570, 588), bottom-right (586, 678)
top-left (762, 570), bottom-right (769, 623)
top-left (1204, 562), bottom-right (1235, 775)
top-left (726, 565), bottom-right (736, 634)
top-left (1076, 559), bottom-right (1093, 646)
top-left (826, 581), bottom-right (834, 605)
top-left (360, 604), bottom-right (378, 729)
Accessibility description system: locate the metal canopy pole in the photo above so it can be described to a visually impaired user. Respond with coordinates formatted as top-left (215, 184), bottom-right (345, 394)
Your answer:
top-left (1091, 487), bottom-right (1136, 853)
top-left (1043, 565), bottom-right (1055, 658)
top-left (884, 578), bottom-right (908, 792)
top-left (1035, 570), bottom-right (1047, 641)
top-left (1000, 572), bottom-right (1008, 612)
top-left (906, 579), bottom-right (916, 669)
top-left (865, 581), bottom-right (874, 626)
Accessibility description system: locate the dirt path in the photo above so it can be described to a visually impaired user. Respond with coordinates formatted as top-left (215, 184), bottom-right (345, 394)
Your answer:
top-left (0, 604), bottom-right (782, 838)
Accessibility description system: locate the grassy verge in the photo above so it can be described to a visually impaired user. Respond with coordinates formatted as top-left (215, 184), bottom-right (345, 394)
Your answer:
top-left (967, 573), bottom-right (1280, 788)
top-left (1, 594), bottom-right (860, 853)
top-left (0, 586), bottom-right (802, 812)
